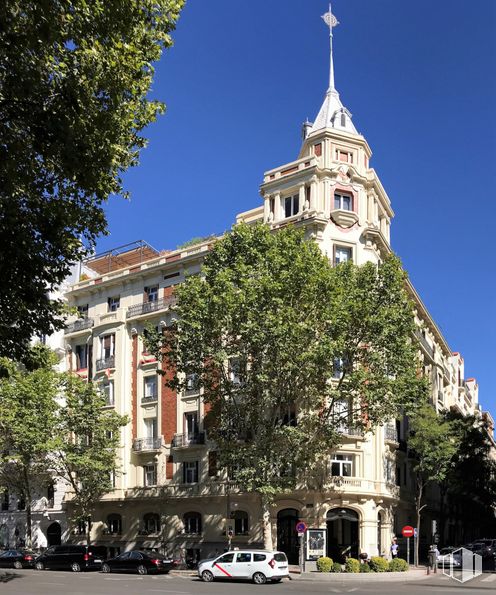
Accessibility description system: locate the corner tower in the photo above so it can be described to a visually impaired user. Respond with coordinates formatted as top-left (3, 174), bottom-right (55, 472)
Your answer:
top-left (257, 7), bottom-right (394, 266)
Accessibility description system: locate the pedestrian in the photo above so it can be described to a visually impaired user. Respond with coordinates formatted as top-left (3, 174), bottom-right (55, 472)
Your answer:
top-left (390, 537), bottom-right (399, 559)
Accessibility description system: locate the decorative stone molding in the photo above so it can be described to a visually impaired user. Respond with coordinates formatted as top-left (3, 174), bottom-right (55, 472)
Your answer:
top-left (330, 208), bottom-right (359, 227)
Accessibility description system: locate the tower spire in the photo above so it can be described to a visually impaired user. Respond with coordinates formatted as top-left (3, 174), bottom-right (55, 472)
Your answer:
top-left (322, 4), bottom-right (339, 93)
top-left (303, 4), bottom-right (357, 137)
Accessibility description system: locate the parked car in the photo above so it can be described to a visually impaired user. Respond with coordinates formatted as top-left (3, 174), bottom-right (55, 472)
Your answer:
top-left (0, 549), bottom-right (36, 569)
top-left (35, 545), bottom-right (107, 572)
top-left (198, 550), bottom-right (289, 584)
top-left (437, 547), bottom-right (461, 567)
top-left (101, 550), bottom-right (172, 575)
top-left (473, 539), bottom-right (496, 558)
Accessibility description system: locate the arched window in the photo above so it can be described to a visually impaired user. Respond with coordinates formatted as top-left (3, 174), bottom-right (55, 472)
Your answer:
top-left (106, 513), bottom-right (122, 535)
top-left (341, 113), bottom-right (346, 127)
top-left (183, 512), bottom-right (202, 535)
top-left (233, 510), bottom-right (249, 535)
top-left (143, 513), bottom-right (160, 534)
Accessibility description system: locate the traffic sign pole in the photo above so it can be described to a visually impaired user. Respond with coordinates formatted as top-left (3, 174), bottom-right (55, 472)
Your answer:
top-left (407, 537), bottom-right (410, 565)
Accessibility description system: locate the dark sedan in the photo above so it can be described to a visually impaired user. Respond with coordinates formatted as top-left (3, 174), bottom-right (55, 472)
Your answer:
top-left (101, 550), bottom-right (172, 575)
top-left (0, 549), bottom-right (36, 569)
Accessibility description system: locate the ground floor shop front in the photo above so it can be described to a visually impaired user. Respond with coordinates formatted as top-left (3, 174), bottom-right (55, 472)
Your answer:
top-left (75, 488), bottom-right (400, 564)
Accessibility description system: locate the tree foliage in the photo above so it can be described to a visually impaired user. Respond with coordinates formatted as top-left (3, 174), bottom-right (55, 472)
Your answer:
top-left (148, 223), bottom-right (427, 499)
top-left (0, 0), bottom-right (184, 358)
top-left (53, 375), bottom-right (128, 542)
top-left (0, 345), bottom-right (60, 547)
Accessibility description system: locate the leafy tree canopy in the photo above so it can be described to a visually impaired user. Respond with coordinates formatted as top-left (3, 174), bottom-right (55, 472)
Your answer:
top-left (53, 375), bottom-right (128, 535)
top-left (0, 345), bottom-right (60, 547)
top-left (0, 0), bottom-right (184, 359)
top-left (148, 223), bottom-right (427, 497)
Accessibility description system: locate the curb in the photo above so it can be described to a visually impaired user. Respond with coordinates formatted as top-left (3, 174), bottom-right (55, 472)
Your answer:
top-left (294, 570), bottom-right (430, 582)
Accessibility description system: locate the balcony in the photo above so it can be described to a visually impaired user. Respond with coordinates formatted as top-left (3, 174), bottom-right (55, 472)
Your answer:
top-left (172, 432), bottom-right (206, 448)
top-left (65, 318), bottom-right (94, 334)
top-left (126, 296), bottom-right (177, 319)
top-left (96, 356), bottom-right (115, 371)
top-left (384, 424), bottom-right (399, 443)
top-left (141, 394), bottom-right (158, 404)
top-left (339, 425), bottom-right (363, 438)
top-left (125, 481), bottom-right (244, 499)
top-left (415, 331), bottom-right (434, 360)
top-left (132, 437), bottom-right (162, 452)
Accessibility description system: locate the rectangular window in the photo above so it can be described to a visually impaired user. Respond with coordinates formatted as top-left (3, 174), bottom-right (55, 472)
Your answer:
top-left (144, 285), bottom-right (159, 303)
top-left (228, 357), bottom-right (243, 386)
top-left (208, 451), bottom-right (218, 477)
top-left (75, 344), bottom-right (88, 370)
top-left (331, 454), bottom-right (354, 477)
top-left (143, 376), bottom-right (158, 401)
top-left (333, 399), bottom-right (350, 431)
top-left (77, 304), bottom-right (89, 319)
top-left (144, 464), bottom-right (157, 487)
top-left (284, 194), bottom-right (299, 218)
top-left (185, 372), bottom-right (199, 394)
top-left (182, 461), bottom-right (199, 484)
top-left (100, 380), bottom-right (114, 406)
top-left (107, 296), bottom-right (120, 312)
top-left (334, 192), bottom-right (352, 211)
top-left (100, 334), bottom-right (115, 359)
top-left (334, 246), bottom-right (352, 266)
top-left (144, 418), bottom-right (158, 439)
top-left (336, 149), bottom-right (353, 164)
top-left (184, 412), bottom-right (199, 439)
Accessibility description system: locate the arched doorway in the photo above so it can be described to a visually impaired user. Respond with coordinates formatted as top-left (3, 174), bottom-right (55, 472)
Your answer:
top-left (47, 522), bottom-right (61, 546)
top-left (277, 508), bottom-right (299, 564)
top-left (326, 508), bottom-right (359, 562)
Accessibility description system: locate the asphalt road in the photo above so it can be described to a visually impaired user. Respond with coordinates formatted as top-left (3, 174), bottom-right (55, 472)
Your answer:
top-left (1, 569), bottom-right (495, 594)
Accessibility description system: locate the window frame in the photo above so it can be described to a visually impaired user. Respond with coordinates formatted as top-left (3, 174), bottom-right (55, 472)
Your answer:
top-left (143, 375), bottom-right (158, 401)
top-left (334, 245), bottom-right (353, 266)
top-left (333, 192), bottom-right (353, 211)
top-left (107, 296), bottom-right (120, 312)
top-left (284, 194), bottom-right (299, 218)
top-left (182, 461), bottom-right (199, 484)
top-left (330, 453), bottom-right (354, 477)
top-left (144, 464), bottom-right (157, 487)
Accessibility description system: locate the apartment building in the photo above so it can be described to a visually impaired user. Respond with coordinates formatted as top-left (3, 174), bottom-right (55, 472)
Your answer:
top-left (61, 12), bottom-right (487, 564)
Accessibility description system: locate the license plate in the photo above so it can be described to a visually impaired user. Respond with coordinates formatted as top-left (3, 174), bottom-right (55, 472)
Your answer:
top-left (94, 559), bottom-right (102, 563)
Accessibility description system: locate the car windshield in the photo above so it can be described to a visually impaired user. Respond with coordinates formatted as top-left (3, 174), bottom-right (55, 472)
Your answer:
top-left (274, 553), bottom-right (288, 562)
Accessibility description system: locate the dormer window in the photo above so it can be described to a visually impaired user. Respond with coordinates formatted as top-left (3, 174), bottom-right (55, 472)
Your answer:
top-left (335, 149), bottom-right (353, 164)
top-left (334, 192), bottom-right (352, 211)
top-left (284, 194), bottom-right (299, 218)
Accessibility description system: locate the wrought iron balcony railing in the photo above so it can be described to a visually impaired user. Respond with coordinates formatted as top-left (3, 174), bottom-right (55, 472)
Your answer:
top-left (126, 296), bottom-right (177, 319)
top-left (65, 318), bottom-right (94, 334)
top-left (141, 394), bottom-right (158, 403)
top-left (172, 432), bottom-right (206, 448)
top-left (384, 424), bottom-right (399, 442)
top-left (415, 331), bottom-right (434, 359)
top-left (96, 356), bottom-right (115, 371)
top-left (132, 437), bottom-right (162, 452)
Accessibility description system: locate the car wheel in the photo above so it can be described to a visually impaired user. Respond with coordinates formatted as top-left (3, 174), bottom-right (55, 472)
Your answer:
top-left (137, 564), bottom-right (147, 575)
top-left (35, 561), bottom-right (44, 571)
top-left (201, 569), bottom-right (214, 582)
top-left (253, 572), bottom-right (267, 585)
top-left (71, 562), bottom-right (81, 572)
top-left (13, 561), bottom-right (23, 569)
top-left (102, 563), bottom-right (111, 573)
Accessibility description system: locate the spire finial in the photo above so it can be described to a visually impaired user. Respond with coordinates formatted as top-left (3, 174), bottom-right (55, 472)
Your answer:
top-left (321, 3), bottom-right (339, 93)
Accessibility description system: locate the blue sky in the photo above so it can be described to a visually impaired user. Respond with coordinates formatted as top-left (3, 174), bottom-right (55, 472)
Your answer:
top-left (97, 0), bottom-right (496, 414)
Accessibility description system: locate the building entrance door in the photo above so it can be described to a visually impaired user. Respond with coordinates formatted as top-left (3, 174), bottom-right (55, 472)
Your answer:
top-left (326, 508), bottom-right (359, 562)
top-left (277, 508), bottom-right (299, 564)
top-left (47, 522), bottom-right (61, 546)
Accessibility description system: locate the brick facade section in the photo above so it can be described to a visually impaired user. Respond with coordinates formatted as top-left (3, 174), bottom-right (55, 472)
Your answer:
top-left (161, 326), bottom-right (177, 480)
top-left (131, 334), bottom-right (138, 440)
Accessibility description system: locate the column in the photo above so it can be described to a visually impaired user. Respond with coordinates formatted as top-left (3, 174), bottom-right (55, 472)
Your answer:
top-left (310, 177), bottom-right (318, 211)
top-left (299, 185), bottom-right (306, 213)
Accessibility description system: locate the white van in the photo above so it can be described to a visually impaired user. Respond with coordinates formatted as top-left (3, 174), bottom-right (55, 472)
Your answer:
top-left (198, 550), bottom-right (289, 584)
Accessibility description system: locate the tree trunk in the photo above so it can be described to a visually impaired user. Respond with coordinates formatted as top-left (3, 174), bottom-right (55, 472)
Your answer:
top-left (438, 483), bottom-right (447, 546)
top-left (23, 467), bottom-right (32, 549)
top-left (415, 477), bottom-right (424, 568)
top-left (261, 496), bottom-right (273, 551)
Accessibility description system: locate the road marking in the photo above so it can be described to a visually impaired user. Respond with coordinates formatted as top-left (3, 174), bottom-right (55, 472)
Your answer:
top-left (38, 583), bottom-right (66, 586)
top-left (147, 591), bottom-right (190, 594)
top-left (481, 574), bottom-right (496, 582)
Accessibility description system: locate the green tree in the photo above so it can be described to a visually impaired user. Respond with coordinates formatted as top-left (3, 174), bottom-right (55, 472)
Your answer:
top-left (407, 404), bottom-right (458, 564)
top-left (0, 345), bottom-right (60, 548)
top-left (442, 411), bottom-right (496, 542)
top-left (148, 223), bottom-right (427, 548)
top-left (0, 0), bottom-right (184, 359)
top-left (53, 375), bottom-right (128, 545)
